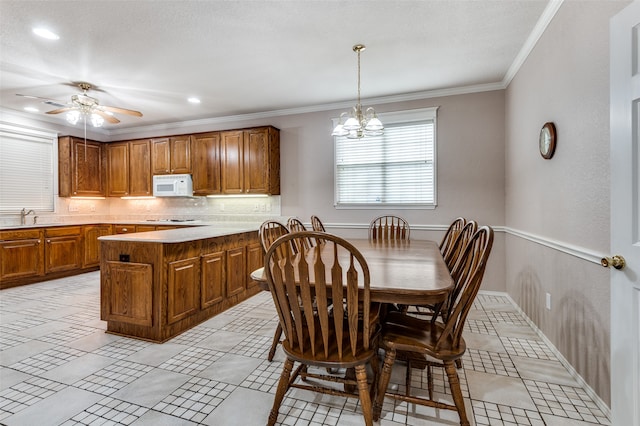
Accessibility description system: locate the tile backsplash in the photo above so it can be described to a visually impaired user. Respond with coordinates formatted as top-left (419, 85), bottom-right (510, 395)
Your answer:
top-left (0, 196), bottom-right (281, 227)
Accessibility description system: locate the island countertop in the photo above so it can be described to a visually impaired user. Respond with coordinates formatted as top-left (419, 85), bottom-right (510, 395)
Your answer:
top-left (98, 223), bottom-right (261, 243)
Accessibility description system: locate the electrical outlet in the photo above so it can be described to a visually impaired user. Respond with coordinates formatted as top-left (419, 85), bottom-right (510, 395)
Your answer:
top-left (68, 204), bottom-right (79, 212)
top-left (90, 204), bottom-right (96, 212)
top-left (260, 203), bottom-right (266, 212)
top-left (220, 203), bottom-right (225, 212)
top-left (254, 203), bottom-right (260, 212)
top-left (545, 293), bottom-right (551, 310)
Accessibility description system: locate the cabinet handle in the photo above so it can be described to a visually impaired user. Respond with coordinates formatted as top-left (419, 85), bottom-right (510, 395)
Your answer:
top-left (46, 239), bottom-right (51, 243)
top-left (37, 240), bottom-right (41, 244)
top-left (122, 228), bottom-right (128, 232)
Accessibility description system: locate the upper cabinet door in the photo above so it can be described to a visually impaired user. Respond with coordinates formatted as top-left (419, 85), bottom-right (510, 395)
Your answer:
top-left (151, 136), bottom-right (191, 175)
top-left (58, 136), bottom-right (105, 197)
top-left (151, 138), bottom-right (171, 174)
top-left (129, 140), bottom-right (152, 196)
top-left (221, 130), bottom-right (244, 194)
top-left (107, 142), bottom-right (130, 197)
top-left (244, 127), bottom-right (280, 195)
top-left (170, 136), bottom-right (191, 174)
top-left (192, 132), bottom-right (221, 196)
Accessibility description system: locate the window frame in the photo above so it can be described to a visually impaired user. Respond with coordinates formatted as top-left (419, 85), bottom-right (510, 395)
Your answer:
top-left (333, 107), bottom-right (438, 209)
top-left (0, 122), bottom-right (58, 214)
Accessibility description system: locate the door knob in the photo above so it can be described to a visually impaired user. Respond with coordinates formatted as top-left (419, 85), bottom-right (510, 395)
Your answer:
top-left (600, 255), bottom-right (626, 270)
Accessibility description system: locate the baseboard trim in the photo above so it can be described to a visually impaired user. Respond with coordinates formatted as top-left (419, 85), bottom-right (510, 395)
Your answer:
top-left (480, 290), bottom-right (611, 420)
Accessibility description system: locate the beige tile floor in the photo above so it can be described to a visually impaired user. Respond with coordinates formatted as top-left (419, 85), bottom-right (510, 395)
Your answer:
top-left (0, 272), bottom-right (609, 425)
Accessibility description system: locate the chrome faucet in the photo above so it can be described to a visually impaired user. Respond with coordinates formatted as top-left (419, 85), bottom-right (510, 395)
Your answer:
top-left (20, 208), bottom-right (35, 225)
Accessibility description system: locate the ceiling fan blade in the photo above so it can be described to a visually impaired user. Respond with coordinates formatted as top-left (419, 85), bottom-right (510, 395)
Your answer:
top-left (46, 107), bottom-right (74, 114)
top-left (93, 110), bottom-right (120, 124)
top-left (16, 93), bottom-right (67, 108)
top-left (100, 105), bottom-right (143, 117)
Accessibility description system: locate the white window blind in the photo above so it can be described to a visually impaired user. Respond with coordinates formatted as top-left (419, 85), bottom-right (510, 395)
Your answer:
top-left (0, 124), bottom-right (57, 213)
top-left (335, 108), bottom-right (437, 208)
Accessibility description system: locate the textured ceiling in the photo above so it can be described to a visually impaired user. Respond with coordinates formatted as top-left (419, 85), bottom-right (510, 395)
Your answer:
top-left (0, 0), bottom-right (550, 131)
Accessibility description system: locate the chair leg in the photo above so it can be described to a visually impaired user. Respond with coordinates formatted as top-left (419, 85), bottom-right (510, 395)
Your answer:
top-left (405, 359), bottom-right (412, 396)
top-left (355, 364), bottom-right (373, 426)
top-left (444, 360), bottom-right (469, 426)
top-left (455, 358), bottom-right (463, 369)
top-left (373, 348), bottom-right (396, 421)
top-left (268, 323), bottom-right (282, 361)
top-left (369, 354), bottom-right (380, 401)
top-left (427, 365), bottom-right (433, 400)
top-left (268, 358), bottom-right (294, 426)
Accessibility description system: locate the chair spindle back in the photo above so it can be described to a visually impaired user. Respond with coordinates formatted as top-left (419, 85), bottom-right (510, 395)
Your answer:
top-left (265, 231), bottom-right (372, 359)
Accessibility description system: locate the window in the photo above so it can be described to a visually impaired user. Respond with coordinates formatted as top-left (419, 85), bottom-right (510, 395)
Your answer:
top-left (0, 123), bottom-right (57, 213)
top-left (334, 107), bottom-right (437, 208)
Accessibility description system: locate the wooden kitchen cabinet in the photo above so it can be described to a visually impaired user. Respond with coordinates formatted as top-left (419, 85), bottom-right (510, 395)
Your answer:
top-left (83, 224), bottom-right (112, 268)
top-left (221, 126), bottom-right (280, 195)
top-left (107, 140), bottom-right (151, 197)
top-left (128, 139), bottom-right (152, 196)
top-left (244, 127), bottom-right (280, 194)
top-left (221, 130), bottom-right (244, 194)
top-left (100, 229), bottom-right (261, 342)
top-left (192, 132), bottom-right (221, 195)
top-left (201, 251), bottom-right (225, 308)
top-left (58, 136), bottom-right (106, 197)
top-left (0, 229), bottom-right (44, 282)
top-left (151, 136), bottom-right (191, 174)
top-left (246, 241), bottom-right (263, 289)
top-left (107, 142), bottom-right (129, 197)
top-left (44, 226), bottom-right (82, 273)
top-left (226, 246), bottom-right (246, 297)
top-left (102, 261), bottom-right (153, 327)
top-left (167, 257), bottom-right (200, 324)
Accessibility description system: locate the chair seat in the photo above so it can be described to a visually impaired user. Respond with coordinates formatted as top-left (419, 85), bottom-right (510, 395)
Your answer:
top-left (381, 316), bottom-right (467, 362)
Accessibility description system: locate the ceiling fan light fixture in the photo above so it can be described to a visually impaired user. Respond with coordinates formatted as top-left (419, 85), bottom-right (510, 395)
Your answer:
top-left (66, 110), bottom-right (80, 125)
top-left (90, 113), bottom-right (104, 128)
top-left (32, 27), bottom-right (59, 40)
top-left (187, 97), bottom-right (201, 104)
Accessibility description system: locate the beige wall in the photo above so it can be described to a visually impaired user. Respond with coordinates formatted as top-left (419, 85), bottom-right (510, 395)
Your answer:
top-left (505, 0), bottom-right (630, 406)
top-left (109, 89), bottom-right (508, 290)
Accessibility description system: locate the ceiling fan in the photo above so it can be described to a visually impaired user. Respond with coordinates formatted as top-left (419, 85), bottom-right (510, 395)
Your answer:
top-left (17, 82), bottom-right (143, 127)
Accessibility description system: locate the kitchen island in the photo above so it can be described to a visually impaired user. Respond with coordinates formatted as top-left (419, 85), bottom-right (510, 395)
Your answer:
top-left (99, 224), bottom-right (263, 342)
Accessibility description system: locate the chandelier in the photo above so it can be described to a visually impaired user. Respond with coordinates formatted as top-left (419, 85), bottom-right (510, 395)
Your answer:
top-left (332, 44), bottom-right (384, 139)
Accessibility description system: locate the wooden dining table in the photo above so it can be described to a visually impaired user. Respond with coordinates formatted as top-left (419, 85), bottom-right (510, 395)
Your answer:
top-left (251, 238), bottom-right (454, 306)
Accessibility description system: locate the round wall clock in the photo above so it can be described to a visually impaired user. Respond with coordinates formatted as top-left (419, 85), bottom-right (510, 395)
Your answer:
top-left (539, 122), bottom-right (556, 159)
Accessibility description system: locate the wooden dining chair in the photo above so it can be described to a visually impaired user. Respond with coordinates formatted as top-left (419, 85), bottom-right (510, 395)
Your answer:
top-left (286, 217), bottom-right (315, 251)
top-left (310, 215), bottom-right (326, 232)
top-left (264, 231), bottom-right (380, 426)
top-left (439, 217), bottom-right (466, 261)
top-left (368, 215), bottom-right (410, 241)
top-left (258, 220), bottom-right (292, 361)
top-left (444, 220), bottom-right (478, 272)
top-left (373, 226), bottom-right (494, 426)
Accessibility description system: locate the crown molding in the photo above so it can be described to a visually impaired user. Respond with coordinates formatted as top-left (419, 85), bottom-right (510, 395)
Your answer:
top-left (502, 0), bottom-right (564, 86)
top-left (107, 81), bottom-right (506, 138)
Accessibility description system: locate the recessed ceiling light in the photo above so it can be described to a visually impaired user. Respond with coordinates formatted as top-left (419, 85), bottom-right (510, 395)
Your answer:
top-left (187, 97), bottom-right (201, 104)
top-left (24, 107), bottom-right (39, 112)
top-left (32, 28), bottom-right (59, 40)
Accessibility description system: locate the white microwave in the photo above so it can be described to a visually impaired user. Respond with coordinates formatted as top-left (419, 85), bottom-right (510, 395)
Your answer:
top-left (153, 174), bottom-right (193, 197)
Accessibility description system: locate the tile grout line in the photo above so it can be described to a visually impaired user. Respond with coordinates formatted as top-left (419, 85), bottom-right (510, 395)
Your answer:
top-left (479, 289), bottom-right (611, 421)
